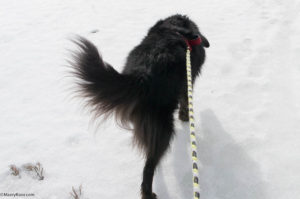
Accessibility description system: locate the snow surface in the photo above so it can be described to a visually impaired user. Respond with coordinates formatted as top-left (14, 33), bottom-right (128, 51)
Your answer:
top-left (0, 0), bottom-right (300, 199)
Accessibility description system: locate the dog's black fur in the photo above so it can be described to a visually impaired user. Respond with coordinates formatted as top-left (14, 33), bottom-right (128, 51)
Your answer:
top-left (71, 14), bottom-right (209, 199)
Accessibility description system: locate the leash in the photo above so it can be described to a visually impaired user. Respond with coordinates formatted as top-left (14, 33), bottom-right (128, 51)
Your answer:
top-left (184, 35), bottom-right (202, 199)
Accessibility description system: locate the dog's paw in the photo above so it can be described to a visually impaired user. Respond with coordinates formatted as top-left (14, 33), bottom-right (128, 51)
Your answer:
top-left (179, 110), bottom-right (189, 122)
top-left (142, 192), bottom-right (157, 199)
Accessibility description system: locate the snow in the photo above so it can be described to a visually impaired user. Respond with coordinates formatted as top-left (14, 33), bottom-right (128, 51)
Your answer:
top-left (0, 0), bottom-right (299, 199)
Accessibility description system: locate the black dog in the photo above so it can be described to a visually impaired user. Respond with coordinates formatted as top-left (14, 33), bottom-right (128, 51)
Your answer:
top-left (71, 14), bottom-right (209, 199)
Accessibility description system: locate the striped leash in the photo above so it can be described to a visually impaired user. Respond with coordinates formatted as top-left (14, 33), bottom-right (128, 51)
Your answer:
top-left (186, 48), bottom-right (200, 199)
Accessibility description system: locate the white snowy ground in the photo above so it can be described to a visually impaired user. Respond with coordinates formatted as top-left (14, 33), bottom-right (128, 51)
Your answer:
top-left (0, 0), bottom-right (299, 199)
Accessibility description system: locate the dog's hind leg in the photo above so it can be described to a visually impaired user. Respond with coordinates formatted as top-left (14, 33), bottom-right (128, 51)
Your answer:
top-left (140, 113), bottom-right (174, 199)
top-left (141, 157), bottom-right (158, 199)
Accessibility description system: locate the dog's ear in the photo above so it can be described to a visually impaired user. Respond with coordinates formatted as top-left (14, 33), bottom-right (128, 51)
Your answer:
top-left (200, 34), bottom-right (210, 48)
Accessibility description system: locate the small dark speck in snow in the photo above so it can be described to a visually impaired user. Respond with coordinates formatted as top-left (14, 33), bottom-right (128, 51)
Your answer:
top-left (90, 29), bottom-right (99, 33)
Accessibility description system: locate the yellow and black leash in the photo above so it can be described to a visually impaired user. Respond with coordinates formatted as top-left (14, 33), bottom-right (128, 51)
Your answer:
top-left (186, 48), bottom-right (201, 199)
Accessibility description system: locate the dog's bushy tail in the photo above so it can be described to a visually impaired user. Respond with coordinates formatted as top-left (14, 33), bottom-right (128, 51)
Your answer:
top-left (71, 37), bottom-right (144, 125)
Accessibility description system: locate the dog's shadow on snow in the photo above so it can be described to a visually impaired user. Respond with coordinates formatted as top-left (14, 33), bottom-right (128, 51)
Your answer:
top-left (155, 109), bottom-right (267, 199)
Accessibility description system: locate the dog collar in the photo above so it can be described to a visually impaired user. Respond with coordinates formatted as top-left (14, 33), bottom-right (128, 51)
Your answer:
top-left (184, 35), bottom-right (202, 51)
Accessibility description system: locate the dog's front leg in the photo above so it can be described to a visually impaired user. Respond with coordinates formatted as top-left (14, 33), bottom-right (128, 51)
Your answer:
top-left (179, 88), bottom-right (189, 121)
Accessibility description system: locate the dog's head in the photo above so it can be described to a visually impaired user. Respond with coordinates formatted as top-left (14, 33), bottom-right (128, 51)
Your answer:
top-left (156, 14), bottom-right (210, 48)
